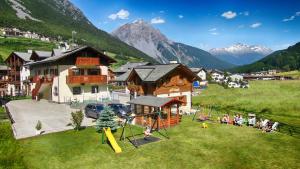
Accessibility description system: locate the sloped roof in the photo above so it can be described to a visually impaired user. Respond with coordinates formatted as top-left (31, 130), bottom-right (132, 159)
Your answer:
top-left (52, 49), bottom-right (62, 56)
top-left (13, 52), bottom-right (32, 62)
top-left (27, 46), bottom-right (116, 66)
top-left (115, 69), bottom-right (133, 82)
top-left (128, 96), bottom-right (180, 107)
top-left (114, 62), bottom-right (150, 73)
top-left (115, 64), bottom-right (180, 82)
top-left (34, 51), bottom-right (52, 58)
top-left (190, 67), bottom-right (206, 73)
top-left (115, 63), bottom-right (199, 82)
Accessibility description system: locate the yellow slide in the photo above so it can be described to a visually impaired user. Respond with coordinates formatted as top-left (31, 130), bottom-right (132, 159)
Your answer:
top-left (103, 128), bottom-right (122, 153)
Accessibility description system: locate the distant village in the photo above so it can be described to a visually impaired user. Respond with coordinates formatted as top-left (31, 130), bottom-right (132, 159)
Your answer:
top-left (0, 27), bottom-right (53, 42)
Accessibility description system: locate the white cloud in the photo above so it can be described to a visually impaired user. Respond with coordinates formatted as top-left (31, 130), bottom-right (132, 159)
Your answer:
top-left (210, 32), bottom-right (219, 35)
top-left (159, 10), bottom-right (165, 13)
top-left (283, 15), bottom-right (295, 22)
top-left (178, 15), bottom-right (184, 19)
top-left (151, 17), bottom-right (165, 24)
top-left (221, 11), bottom-right (237, 19)
top-left (250, 22), bottom-right (262, 28)
top-left (209, 28), bottom-right (217, 31)
top-left (108, 9), bottom-right (129, 20)
top-left (282, 11), bottom-right (300, 22)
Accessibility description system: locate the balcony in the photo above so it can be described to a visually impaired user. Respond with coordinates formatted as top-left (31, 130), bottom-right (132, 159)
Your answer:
top-left (75, 57), bottom-right (100, 66)
top-left (66, 75), bottom-right (107, 84)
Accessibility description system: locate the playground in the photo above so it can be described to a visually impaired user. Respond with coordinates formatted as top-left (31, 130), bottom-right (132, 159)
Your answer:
top-left (16, 115), bottom-right (299, 169)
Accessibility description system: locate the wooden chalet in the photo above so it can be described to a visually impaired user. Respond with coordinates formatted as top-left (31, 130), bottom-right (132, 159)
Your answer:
top-left (5, 52), bottom-right (32, 96)
top-left (115, 63), bottom-right (200, 114)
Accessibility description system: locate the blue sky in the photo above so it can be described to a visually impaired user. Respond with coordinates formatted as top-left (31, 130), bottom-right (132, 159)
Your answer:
top-left (71, 0), bottom-right (300, 50)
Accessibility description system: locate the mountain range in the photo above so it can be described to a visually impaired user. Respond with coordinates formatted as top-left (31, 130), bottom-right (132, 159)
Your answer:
top-left (112, 19), bottom-right (233, 69)
top-left (0, 0), bottom-right (156, 63)
top-left (231, 42), bottom-right (300, 73)
top-left (210, 43), bottom-right (272, 65)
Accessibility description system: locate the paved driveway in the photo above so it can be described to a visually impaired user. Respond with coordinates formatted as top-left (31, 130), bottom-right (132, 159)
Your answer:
top-left (6, 99), bottom-right (95, 139)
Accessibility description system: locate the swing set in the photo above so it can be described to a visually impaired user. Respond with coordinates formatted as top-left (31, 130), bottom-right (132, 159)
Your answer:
top-left (119, 111), bottom-right (169, 148)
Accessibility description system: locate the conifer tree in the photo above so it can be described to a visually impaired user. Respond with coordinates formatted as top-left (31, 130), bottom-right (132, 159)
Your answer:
top-left (95, 106), bottom-right (117, 132)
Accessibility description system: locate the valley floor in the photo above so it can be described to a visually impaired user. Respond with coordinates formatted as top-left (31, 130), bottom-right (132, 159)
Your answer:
top-left (0, 80), bottom-right (299, 169)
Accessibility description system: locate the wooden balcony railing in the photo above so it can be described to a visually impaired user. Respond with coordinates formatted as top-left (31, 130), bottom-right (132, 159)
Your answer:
top-left (66, 75), bottom-right (107, 84)
top-left (75, 57), bottom-right (100, 66)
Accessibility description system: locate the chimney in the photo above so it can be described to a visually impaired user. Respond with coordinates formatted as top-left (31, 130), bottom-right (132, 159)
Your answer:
top-left (27, 50), bottom-right (32, 54)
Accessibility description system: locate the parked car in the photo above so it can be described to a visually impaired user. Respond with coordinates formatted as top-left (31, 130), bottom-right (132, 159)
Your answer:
top-left (108, 103), bottom-right (130, 118)
top-left (84, 103), bottom-right (104, 119)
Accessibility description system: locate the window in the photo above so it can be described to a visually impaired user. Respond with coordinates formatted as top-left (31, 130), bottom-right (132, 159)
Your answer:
top-left (72, 87), bottom-right (81, 95)
top-left (53, 86), bottom-right (58, 96)
top-left (72, 68), bottom-right (84, 76)
top-left (91, 86), bottom-right (98, 93)
top-left (87, 69), bottom-right (100, 75)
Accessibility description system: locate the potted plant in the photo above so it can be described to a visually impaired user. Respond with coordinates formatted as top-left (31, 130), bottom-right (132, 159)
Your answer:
top-left (35, 120), bottom-right (42, 135)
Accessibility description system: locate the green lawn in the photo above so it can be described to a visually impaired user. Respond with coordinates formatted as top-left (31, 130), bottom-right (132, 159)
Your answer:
top-left (277, 71), bottom-right (300, 80)
top-left (0, 37), bottom-right (55, 61)
top-left (8, 116), bottom-right (298, 169)
top-left (193, 80), bottom-right (300, 127)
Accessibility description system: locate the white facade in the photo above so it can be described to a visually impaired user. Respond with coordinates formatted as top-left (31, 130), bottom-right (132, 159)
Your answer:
top-left (31, 65), bottom-right (110, 103)
top-left (230, 74), bottom-right (243, 82)
top-left (20, 66), bottom-right (31, 94)
top-left (197, 70), bottom-right (206, 80)
top-left (211, 72), bottom-right (224, 82)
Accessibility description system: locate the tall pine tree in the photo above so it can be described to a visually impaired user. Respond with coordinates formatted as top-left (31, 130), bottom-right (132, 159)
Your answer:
top-left (95, 106), bottom-right (118, 132)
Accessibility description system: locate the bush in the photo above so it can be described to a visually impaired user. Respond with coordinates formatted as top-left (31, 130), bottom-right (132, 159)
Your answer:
top-left (95, 106), bottom-right (117, 132)
top-left (71, 111), bottom-right (84, 131)
top-left (35, 120), bottom-right (42, 131)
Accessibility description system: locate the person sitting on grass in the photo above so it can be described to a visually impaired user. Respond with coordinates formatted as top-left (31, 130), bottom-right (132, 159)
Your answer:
top-left (233, 114), bottom-right (239, 125)
top-left (221, 114), bottom-right (229, 124)
top-left (262, 121), bottom-right (272, 132)
top-left (237, 115), bottom-right (244, 126)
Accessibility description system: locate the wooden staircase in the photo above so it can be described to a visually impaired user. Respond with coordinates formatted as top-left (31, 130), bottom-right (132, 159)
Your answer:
top-left (31, 76), bottom-right (53, 99)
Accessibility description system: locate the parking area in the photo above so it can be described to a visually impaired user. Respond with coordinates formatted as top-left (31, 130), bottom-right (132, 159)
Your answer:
top-left (6, 99), bottom-right (95, 139)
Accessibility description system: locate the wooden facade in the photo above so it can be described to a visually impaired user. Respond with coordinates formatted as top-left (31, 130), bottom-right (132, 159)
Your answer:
top-left (126, 65), bottom-right (195, 103)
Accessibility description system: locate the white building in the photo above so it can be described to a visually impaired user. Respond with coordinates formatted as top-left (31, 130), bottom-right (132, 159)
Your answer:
top-left (229, 74), bottom-right (244, 82)
top-left (210, 69), bottom-right (224, 82)
top-left (27, 46), bottom-right (116, 103)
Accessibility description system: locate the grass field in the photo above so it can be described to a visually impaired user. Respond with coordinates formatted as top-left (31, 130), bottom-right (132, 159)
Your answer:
top-left (193, 80), bottom-right (300, 128)
top-left (0, 116), bottom-right (297, 169)
top-left (1, 80), bottom-right (299, 169)
top-left (0, 37), bottom-right (55, 61)
top-left (277, 71), bottom-right (300, 80)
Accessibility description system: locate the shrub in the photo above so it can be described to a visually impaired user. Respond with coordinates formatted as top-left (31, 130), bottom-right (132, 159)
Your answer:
top-left (95, 106), bottom-right (117, 132)
top-left (35, 120), bottom-right (42, 131)
top-left (71, 111), bottom-right (84, 131)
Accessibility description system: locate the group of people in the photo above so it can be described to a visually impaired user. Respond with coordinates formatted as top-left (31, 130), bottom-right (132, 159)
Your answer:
top-left (219, 114), bottom-right (245, 126)
top-left (218, 113), bottom-right (279, 132)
